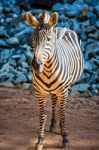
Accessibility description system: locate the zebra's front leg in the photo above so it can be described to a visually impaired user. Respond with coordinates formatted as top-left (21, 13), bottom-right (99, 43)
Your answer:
top-left (35, 96), bottom-right (47, 150)
top-left (58, 91), bottom-right (69, 148)
top-left (50, 94), bottom-right (57, 132)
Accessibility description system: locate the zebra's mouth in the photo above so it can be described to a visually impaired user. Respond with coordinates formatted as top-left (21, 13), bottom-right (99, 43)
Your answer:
top-left (32, 56), bottom-right (44, 74)
top-left (33, 64), bottom-right (44, 74)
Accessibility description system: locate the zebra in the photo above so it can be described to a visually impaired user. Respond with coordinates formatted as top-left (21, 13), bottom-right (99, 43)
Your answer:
top-left (20, 10), bottom-right (84, 150)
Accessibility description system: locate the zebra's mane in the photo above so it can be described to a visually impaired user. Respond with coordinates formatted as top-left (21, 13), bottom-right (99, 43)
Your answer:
top-left (38, 10), bottom-right (49, 23)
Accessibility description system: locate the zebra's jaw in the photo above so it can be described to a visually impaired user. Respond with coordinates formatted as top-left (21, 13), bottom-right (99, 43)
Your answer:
top-left (33, 64), bottom-right (44, 74)
top-left (38, 64), bottom-right (44, 74)
top-left (32, 57), bottom-right (44, 74)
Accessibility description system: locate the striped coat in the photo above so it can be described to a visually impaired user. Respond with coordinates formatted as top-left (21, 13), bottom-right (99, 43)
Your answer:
top-left (20, 11), bottom-right (84, 150)
top-left (32, 27), bottom-right (84, 96)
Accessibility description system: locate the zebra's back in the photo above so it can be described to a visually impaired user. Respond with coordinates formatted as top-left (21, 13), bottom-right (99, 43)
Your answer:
top-left (55, 27), bottom-right (84, 84)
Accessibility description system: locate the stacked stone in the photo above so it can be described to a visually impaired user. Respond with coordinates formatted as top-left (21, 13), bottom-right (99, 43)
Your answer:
top-left (0, 0), bottom-right (99, 96)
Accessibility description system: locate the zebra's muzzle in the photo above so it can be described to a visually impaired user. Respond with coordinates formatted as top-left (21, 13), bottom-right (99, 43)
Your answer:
top-left (32, 56), bottom-right (44, 74)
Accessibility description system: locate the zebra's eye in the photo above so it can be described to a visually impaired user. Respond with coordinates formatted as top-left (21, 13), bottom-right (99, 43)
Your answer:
top-left (47, 37), bottom-right (50, 41)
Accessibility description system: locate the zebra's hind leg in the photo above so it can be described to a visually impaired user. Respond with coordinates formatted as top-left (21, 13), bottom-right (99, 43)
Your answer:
top-left (58, 90), bottom-right (69, 148)
top-left (50, 94), bottom-right (57, 133)
top-left (35, 95), bottom-right (47, 150)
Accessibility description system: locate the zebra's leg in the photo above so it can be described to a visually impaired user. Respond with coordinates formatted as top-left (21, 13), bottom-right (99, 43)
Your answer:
top-left (50, 94), bottom-right (57, 132)
top-left (58, 90), bottom-right (69, 148)
top-left (35, 94), bottom-right (47, 150)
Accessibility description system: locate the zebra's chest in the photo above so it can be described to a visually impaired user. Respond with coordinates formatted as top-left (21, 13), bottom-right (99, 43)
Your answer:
top-left (33, 71), bottom-right (63, 95)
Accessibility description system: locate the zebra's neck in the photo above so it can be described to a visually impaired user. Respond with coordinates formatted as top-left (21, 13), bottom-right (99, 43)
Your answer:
top-left (44, 34), bottom-right (58, 76)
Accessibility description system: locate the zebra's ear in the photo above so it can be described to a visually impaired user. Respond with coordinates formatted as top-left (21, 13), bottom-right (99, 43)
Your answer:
top-left (48, 12), bottom-right (58, 27)
top-left (26, 12), bottom-right (37, 28)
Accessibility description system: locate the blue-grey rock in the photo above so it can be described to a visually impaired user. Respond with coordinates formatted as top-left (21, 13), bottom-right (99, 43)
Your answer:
top-left (92, 58), bottom-right (99, 67)
top-left (1, 63), bottom-right (11, 72)
top-left (89, 14), bottom-right (96, 25)
top-left (0, 40), bottom-right (7, 47)
top-left (72, 19), bottom-right (80, 32)
top-left (66, 10), bottom-right (79, 17)
top-left (15, 49), bottom-right (22, 55)
top-left (0, 49), bottom-right (10, 61)
top-left (81, 41), bottom-right (86, 53)
top-left (4, 6), bottom-right (12, 13)
top-left (92, 43), bottom-right (99, 55)
top-left (20, 68), bottom-right (28, 74)
top-left (84, 61), bottom-right (93, 73)
top-left (96, 84), bottom-right (99, 90)
top-left (15, 28), bottom-right (33, 40)
top-left (82, 25), bottom-right (96, 33)
top-left (6, 72), bottom-right (15, 81)
top-left (64, 4), bottom-right (81, 17)
top-left (0, 15), bottom-right (4, 24)
top-left (12, 13), bottom-right (18, 18)
top-left (64, 22), bottom-right (70, 29)
top-left (81, 20), bottom-right (90, 27)
top-left (0, 48), bottom-right (15, 61)
top-left (94, 5), bottom-right (99, 16)
top-left (9, 67), bottom-right (18, 75)
top-left (14, 24), bottom-right (27, 33)
top-left (12, 55), bottom-right (21, 59)
top-left (32, 9), bottom-right (42, 15)
top-left (87, 11), bottom-right (94, 19)
top-left (0, 27), bottom-right (8, 38)
top-left (87, 39), bottom-right (96, 43)
top-left (24, 50), bottom-right (34, 63)
top-left (80, 73), bottom-right (90, 82)
top-left (91, 84), bottom-right (98, 90)
top-left (89, 60), bottom-right (98, 71)
top-left (91, 89), bottom-right (99, 96)
top-left (88, 31), bottom-right (99, 40)
top-left (59, 14), bottom-right (67, 22)
top-left (6, 37), bottom-right (19, 46)
top-left (8, 28), bottom-right (16, 36)
top-left (52, 3), bottom-right (65, 11)
top-left (5, 17), bottom-right (13, 23)
top-left (90, 73), bottom-right (98, 84)
top-left (22, 44), bottom-right (32, 51)
top-left (85, 42), bottom-right (99, 60)
top-left (71, 83), bottom-right (90, 92)
top-left (18, 54), bottom-right (27, 64)
top-left (80, 32), bottom-right (87, 40)
top-left (84, 0), bottom-right (99, 6)
top-left (27, 72), bottom-right (32, 81)
top-left (21, 62), bottom-right (29, 68)
top-left (0, 5), bottom-right (3, 13)
top-left (73, 0), bottom-right (85, 6)
top-left (14, 72), bottom-right (27, 83)
top-left (96, 20), bottom-right (99, 28)
top-left (0, 72), bottom-right (7, 82)
top-left (9, 58), bottom-right (17, 67)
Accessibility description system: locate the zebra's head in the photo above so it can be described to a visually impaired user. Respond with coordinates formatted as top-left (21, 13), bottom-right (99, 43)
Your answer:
top-left (24, 10), bottom-right (58, 74)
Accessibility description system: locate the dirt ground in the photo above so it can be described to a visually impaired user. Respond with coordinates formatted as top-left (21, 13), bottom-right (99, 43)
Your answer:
top-left (0, 87), bottom-right (99, 150)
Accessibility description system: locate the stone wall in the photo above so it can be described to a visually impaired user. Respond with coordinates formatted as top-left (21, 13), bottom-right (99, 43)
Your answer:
top-left (0, 0), bottom-right (99, 96)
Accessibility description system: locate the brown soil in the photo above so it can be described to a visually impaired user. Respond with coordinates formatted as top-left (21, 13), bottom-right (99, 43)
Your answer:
top-left (0, 87), bottom-right (99, 150)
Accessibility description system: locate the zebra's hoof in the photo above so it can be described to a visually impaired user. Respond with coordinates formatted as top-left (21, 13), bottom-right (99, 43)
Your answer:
top-left (62, 139), bottom-right (69, 149)
top-left (35, 143), bottom-right (43, 150)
